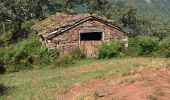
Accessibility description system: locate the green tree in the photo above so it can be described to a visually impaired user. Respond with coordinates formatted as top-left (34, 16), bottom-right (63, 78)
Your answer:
top-left (137, 12), bottom-right (170, 38)
top-left (88, 0), bottom-right (110, 12)
top-left (99, 1), bottom-right (170, 38)
top-left (0, 0), bottom-right (63, 44)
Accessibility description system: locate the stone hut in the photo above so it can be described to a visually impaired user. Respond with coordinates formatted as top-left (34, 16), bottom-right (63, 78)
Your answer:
top-left (32, 13), bottom-right (128, 56)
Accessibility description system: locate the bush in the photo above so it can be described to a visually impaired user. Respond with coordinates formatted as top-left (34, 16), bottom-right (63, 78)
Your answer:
top-left (159, 35), bottom-right (170, 57)
top-left (55, 54), bottom-right (74, 67)
top-left (1, 34), bottom-right (59, 72)
top-left (165, 48), bottom-right (170, 58)
top-left (128, 36), bottom-right (159, 56)
top-left (126, 37), bottom-right (141, 56)
top-left (0, 83), bottom-right (7, 96)
top-left (0, 40), bottom-right (4, 47)
top-left (34, 48), bottom-right (59, 65)
top-left (21, 19), bottom-right (38, 29)
top-left (70, 48), bottom-right (86, 59)
top-left (97, 41), bottom-right (124, 59)
top-left (13, 51), bottom-right (29, 64)
top-left (138, 36), bottom-right (159, 56)
top-left (0, 60), bottom-right (5, 74)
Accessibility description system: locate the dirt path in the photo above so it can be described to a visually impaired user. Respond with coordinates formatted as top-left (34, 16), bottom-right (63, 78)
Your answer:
top-left (57, 67), bottom-right (170, 100)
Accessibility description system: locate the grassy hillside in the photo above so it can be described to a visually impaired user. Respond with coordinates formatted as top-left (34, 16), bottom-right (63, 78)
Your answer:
top-left (1, 58), bottom-right (170, 99)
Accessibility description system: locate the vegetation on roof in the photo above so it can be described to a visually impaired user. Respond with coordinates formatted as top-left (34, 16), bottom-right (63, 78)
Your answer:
top-left (32, 13), bottom-right (125, 40)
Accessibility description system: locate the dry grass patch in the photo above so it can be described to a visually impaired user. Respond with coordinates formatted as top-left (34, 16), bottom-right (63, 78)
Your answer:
top-left (1, 58), bottom-right (170, 100)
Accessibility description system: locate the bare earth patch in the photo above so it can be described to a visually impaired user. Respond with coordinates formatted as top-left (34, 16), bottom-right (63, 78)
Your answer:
top-left (57, 67), bottom-right (170, 100)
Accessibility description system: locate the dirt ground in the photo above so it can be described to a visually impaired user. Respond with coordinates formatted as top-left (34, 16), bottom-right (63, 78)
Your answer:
top-left (57, 67), bottom-right (170, 100)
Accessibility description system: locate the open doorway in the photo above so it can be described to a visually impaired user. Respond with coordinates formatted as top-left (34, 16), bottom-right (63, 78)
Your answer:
top-left (80, 32), bottom-right (102, 41)
top-left (80, 31), bottom-right (103, 56)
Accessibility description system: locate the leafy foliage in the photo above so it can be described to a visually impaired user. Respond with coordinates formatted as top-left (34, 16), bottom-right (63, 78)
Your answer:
top-left (158, 34), bottom-right (170, 57)
top-left (0, 0), bottom-right (65, 43)
top-left (1, 34), bottom-right (59, 72)
top-left (55, 53), bottom-right (74, 67)
top-left (0, 83), bottom-right (7, 96)
top-left (99, 2), bottom-right (170, 37)
top-left (70, 48), bottom-right (86, 59)
top-left (0, 59), bottom-right (5, 74)
top-left (97, 41), bottom-right (124, 59)
top-left (126, 37), bottom-right (141, 56)
top-left (137, 36), bottom-right (159, 56)
top-left (128, 36), bottom-right (159, 56)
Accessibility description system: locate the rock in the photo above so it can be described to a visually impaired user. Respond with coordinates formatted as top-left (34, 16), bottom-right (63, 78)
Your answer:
top-left (95, 87), bottom-right (116, 97)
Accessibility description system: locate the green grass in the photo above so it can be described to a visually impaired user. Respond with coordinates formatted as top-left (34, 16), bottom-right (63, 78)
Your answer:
top-left (147, 95), bottom-right (158, 100)
top-left (0, 57), bottom-right (169, 100)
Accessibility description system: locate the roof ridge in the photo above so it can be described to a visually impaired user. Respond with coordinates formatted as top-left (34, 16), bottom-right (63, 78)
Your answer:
top-left (32, 13), bottom-right (124, 39)
top-left (45, 15), bottom-right (123, 40)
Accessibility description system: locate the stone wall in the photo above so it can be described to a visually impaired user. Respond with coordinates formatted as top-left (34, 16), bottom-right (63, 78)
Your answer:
top-left (45, 20), bottom-right (128, 53)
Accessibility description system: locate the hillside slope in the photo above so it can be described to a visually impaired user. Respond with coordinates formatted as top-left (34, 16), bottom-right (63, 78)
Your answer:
top-left (1, 58), bottom-right (170, 99)
top-left (127, 0), bottom-right (170, 15)
top-left (72, 0), bottom-right (170, 16)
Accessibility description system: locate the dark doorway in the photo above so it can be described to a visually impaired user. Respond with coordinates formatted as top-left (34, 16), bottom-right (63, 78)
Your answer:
top-left (80, 32), bottom-right (103, 57)
top-left (80, 32), bottom-right (102, 41)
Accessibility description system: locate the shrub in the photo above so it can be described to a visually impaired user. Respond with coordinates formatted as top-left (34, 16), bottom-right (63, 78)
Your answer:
top-left (165, 48), bottom-right (170, 58)
top-left (21, 19), bottom-right (38, 29)
top-left (55, 54), bottom-right (74, 67)
top-left (138, 36), bottom-right (159, 56)
top-left (0, 83), bottom-right (7, 96)
top-left (70, 48), bottom-right (86, 59)
top-left (1, 34), bottom-right (59, 72)
top-left (97, 41), bottom-right (124, 59)
top-left (0, 40), bottom-right (4, 47)
top-left (128, 36), bottom-right (159, 56)
top-left (7, 50), bottom-right (33, 72)
top-left (34, 48), bottom-right (59, 65)
top-left (159, 35), bottom-right (170, 57)
top-left (13, 51), bottom-right (29, 64)
top-left (126, 37), bottom-right (142, 56)
top-left (0, 59), bottom-right (5, 74)
top-left (0, 60), bottom-right (3, 66)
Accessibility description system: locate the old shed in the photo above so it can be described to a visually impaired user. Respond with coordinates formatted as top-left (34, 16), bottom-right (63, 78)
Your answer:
top-left (32, 13), bottom-right (128, 56)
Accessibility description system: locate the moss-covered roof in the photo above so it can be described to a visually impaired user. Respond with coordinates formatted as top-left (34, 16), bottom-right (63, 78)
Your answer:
top-left (33, 13), bottom-right (91, 34)
top-left (32, 13), bottom-right (124, 39)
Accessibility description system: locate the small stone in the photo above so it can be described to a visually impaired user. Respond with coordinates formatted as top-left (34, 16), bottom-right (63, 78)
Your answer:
top-left (95, 87), bottom-right (115, 97)
top-left (96, 91), bottom-right (106, 97)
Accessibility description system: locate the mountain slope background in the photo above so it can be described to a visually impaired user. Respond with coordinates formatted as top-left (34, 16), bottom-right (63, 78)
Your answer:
top-left (72, 0), bottom-right (170, 16)
top-left (127, 0), bottom-right (170, 16)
